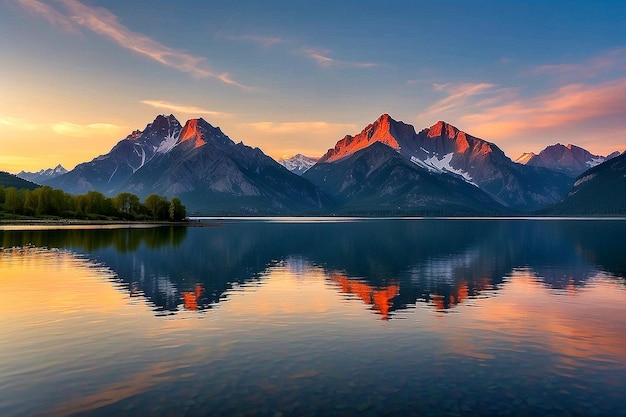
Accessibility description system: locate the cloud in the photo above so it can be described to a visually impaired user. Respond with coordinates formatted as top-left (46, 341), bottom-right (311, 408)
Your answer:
top-left (0, 116), bottom-right (39, 130)
top-left (300, 47), bottom-right (378, 68)
top-left (16, 0), bottom-right (78, 34)
top-left (51, 121), bottom-right (125, 137)
top-left (530, 48), bottom-right (626, 79)
top-left (17, 0), bottom-right (249, 88)
top-left (248, 121), bottom-right (357, 134)
top-left (424, 83), bottom-right (498, 117)
top-left (141, 100), bottom-right (232, 117)
top-left (460, 77), bottom-right (626, 139)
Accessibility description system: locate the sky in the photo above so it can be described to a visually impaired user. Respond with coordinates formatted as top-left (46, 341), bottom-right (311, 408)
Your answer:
top-left (1, 0), bottom-right (626, 172)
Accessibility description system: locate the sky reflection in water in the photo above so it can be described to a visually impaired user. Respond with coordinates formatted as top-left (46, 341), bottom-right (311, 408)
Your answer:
top-left (1, 219), bottom-right (626, 416)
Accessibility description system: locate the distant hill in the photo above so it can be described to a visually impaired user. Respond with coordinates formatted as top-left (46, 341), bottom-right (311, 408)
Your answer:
top-left (545, 152), bottom-right (626, 215)
top-left (0, 171), bottom-right (39, 191)
top-left (515, 143), bottom-right (619, 177)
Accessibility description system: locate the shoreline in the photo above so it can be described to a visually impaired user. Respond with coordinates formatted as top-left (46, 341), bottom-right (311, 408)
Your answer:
top-left (0, 218), bottom-right (218, 229)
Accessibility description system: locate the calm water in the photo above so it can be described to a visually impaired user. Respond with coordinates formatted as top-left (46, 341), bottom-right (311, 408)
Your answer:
top-left (1, 219), bottom-right (626, 417)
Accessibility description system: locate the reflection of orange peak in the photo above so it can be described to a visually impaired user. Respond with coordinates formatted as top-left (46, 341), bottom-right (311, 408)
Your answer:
top-left (431, 282), bottom-right (470, 310)
top-left (181, 284), bottom-right (203, 311)
top-left (330, 274), bottom-right (399, 319)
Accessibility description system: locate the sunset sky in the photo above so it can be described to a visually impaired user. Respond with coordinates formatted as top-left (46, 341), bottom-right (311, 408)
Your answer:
top-left (2, 0), bottom-right (625, 172)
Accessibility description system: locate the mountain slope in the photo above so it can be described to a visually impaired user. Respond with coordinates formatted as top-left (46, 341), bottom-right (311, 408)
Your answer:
top-left (47, 115), bottom-right (182, 195)
top-left (517, 143), bottom-right (618, 177)
top-left (304, 142), bottom-right (506, 215)
top-left (123, 118), bottom-right (330, 214)
top-left (546, 152), bottom-right (626, 215)
top-left (0, 171), bottom-right (39, 191)
top-left (316, 114), bottom-right (572, 211)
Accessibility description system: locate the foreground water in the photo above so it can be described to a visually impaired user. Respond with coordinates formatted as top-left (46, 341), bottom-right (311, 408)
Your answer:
top-left (1, 218), bottom-right (625, 417)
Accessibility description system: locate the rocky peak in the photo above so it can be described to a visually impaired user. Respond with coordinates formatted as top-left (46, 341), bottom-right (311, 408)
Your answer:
top-left (427, 121), bottom-right (460, 139)
top-left (319, 114), bottom-right (417, 163)
top-left (146, 114), bottom-right (179, 133)
top-left (180, 118), bottom-right (208, 148)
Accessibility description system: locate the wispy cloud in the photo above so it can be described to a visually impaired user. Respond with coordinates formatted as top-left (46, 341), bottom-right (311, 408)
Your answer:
top-left (424, 82), bottom-right (498, 117)
top-left (248, 121), bottom-right (356, 134)
top-left (51, 121), bottom-right (125, 137)
top-left (141, 100), bottom-right (232, 117)
top-left (17, 0), bottom-right (78, 34)
top-left (17, 0), bottom-right (249, 88)
top-left (461, 77), bottom-right (626, 140)
top-left (530, 48), bottom-right (626, 78)
top-left (0, 116), bottom-right (39, 130)
top-left (300, 47), bottom-right (378, 68)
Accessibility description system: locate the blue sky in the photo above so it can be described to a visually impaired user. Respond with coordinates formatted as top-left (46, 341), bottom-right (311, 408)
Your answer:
top-left (1, 0), bottom-right (625, 171)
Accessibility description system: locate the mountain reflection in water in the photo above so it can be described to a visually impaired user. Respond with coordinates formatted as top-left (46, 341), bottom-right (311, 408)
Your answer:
top-left (2, 219), bottom-right (624, 319)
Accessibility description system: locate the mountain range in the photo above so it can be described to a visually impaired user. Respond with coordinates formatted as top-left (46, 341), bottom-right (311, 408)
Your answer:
top-left (514, 143), bottom-right (619, 177)
top-left (7, 113), bottom-right (624, 215)
top-left (17, 164), bottom-right (67, 184)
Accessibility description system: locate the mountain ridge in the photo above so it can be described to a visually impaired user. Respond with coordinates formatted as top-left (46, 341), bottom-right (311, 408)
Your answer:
top-left (312, 114), bottom-right (572, 211)
top-left (15, 112), bottom-right (623, 215)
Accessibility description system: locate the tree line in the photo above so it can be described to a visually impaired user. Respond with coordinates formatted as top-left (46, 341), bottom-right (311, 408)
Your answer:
top-left (0, 185), bottom-right (187, 221)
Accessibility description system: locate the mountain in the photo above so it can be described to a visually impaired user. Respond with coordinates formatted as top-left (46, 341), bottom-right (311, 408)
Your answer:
top-left (16, 164), bottom-right (67, 184)
top-left (47, 114), bottom-right (183, 195)
top-left (48, 115), bottom-right (329, 215)
top-left (304, 141), bottom-right (507, 215)
top-left (0, 171), bottom-right (39, 191)
top-left (277, 154), bottom-right (319, 175)
top-left (312, 114), bottom-right (572, 211)
top-left (516, 143), bottom-right (619, 177)
top-left (546, 152), bottom-right (626, 215)
top-left (124, 117), bottom-right (329, 214)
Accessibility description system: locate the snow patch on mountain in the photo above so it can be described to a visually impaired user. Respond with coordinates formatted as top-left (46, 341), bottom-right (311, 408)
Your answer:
top-left (411, 153), bottom-right (475, 185)
top-left (586, 156), bottom-right (605, 167)
top-left (156, 129), bottom-right (181, 154)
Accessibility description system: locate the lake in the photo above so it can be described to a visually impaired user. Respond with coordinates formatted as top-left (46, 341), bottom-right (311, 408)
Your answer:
top-left (1, 218), bottom-right (626, 417)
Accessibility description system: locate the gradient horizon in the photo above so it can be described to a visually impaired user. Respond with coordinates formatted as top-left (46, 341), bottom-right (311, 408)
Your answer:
top-left (1, 0), bottom-right (625, 172)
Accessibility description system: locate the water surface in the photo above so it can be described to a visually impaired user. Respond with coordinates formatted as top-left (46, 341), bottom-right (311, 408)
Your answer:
top-left (1, 219), bottom-right (625, 416)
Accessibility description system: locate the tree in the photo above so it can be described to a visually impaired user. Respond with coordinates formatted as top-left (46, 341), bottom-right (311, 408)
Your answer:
top-left (4, 187), bottom-right (20, 214)
top-left (144, 194), bottom-right (169, 220)
top-left (114, 192), bottom-right (140, 216)
top-left (84, 190), bottom-right (106, 215)
top-left (168, 198), bottom-right (187, 221)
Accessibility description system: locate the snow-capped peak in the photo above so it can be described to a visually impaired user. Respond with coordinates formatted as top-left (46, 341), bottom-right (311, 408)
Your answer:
top-left (278, 154), bottom-right (319, 175)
